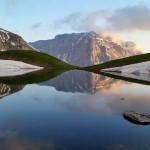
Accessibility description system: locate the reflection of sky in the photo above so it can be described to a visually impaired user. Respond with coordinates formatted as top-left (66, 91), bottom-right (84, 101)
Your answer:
top-left (0, 83), bottom-right (150, 149)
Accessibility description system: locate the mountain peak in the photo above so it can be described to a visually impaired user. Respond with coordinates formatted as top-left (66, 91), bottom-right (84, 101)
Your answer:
top-left (31, 32), bottom-right (142, 67)
top-left (86, 31), bottom-right (99, 36)
top-left (0, 28), bottom-right (34, 51)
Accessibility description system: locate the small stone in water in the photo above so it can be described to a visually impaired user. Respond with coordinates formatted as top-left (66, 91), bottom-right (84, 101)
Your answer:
top-left (120, 97), bottom-right (125, 101)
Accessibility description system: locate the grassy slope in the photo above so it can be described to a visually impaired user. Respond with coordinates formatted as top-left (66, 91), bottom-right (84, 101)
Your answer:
top-left (0, 50), bottom-right (150, 85)
top-left (0, 50), bottom-right (76, 69)
top-left (83, 53), bottom-right (150, 72)
top-left (81, 53), bottom-right (150, 85)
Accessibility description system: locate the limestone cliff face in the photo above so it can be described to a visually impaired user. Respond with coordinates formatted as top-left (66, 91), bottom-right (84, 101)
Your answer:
top-left (31, 32), bottom-right (141, 67)
top-left (0, 28), bottom-right (34, 51)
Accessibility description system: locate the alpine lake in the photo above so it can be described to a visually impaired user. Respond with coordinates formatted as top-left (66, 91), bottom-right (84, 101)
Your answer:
top-left (0, 68), bottom-right (149, 150)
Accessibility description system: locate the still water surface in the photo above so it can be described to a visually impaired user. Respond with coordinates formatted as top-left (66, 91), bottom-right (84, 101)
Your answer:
top-left (0, 70), bottom-right (149, 149)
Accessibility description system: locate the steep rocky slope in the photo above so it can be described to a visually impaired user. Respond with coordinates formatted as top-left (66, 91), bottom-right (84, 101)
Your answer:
top-left (0, 28), bottom-right (34, 51)
top-left (31, 32), bottom-right (141, 67)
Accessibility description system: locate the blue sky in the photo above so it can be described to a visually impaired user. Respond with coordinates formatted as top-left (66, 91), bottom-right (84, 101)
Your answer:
top-left (1, 0), bottom-right (150, 52)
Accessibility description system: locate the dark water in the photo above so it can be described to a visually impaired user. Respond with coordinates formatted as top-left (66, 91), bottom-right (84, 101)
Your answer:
top-left (0, 70), bottom-right (150, 150)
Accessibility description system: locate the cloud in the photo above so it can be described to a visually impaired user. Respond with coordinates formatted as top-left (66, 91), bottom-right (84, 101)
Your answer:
top-left (54, 4), bottom-right (150, 32)
top-left (54, 12), bottom-right (83, 30)
top-left (54, 10), bottom-right (111, 32)
top-left (108, 5), bottom-right (150, 31)
top-left (31, 22), bottom-right (42, 30)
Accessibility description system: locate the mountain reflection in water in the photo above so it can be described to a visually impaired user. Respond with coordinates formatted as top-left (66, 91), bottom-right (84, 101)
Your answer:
top-left (41, 70), bottom-right (124, 94)
top-left (0, 83), bottom-right (24, 99)
top-left (0, 70), bottom-right (149, 149)
top-left (101, 71), bottom-right (150, 86)
top-left (0, 70), bottom-right (125, 98)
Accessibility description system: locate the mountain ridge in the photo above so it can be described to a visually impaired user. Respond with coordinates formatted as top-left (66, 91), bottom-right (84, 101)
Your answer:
top-left (30, 32), bottom-right (141, 67)
top-left (0, 28), bottom-right (34, 51)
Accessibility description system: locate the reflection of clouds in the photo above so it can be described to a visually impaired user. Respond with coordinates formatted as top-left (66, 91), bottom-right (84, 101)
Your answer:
top-left (0, 129), bottom-right (62, 150)
top-left (52, 84), bottom-right (150, 116)
top-left (90, 73), bottom-right (125, 93)
top-left (55, 94), bottom-right (112, 115)
top-left (21, 83), bottom-right (150, 117)
top-left (0, 82), bottom-right (149, 148)
top-left (4, 81), bottom-right (149, 120)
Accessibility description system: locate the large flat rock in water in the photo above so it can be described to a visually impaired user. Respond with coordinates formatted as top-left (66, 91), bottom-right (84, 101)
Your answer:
top-left (123, 111), bottom-right (150, 125)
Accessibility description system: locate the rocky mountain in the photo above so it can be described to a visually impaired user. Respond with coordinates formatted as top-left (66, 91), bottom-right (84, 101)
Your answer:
top-left (0, 28), bottom-right (34, 51)
top-left (30, 32), bottom-right (141, 67)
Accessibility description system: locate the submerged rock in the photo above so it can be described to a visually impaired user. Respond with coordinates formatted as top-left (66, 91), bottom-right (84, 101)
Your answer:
top-left (123, 111), bottom-right (150, 125)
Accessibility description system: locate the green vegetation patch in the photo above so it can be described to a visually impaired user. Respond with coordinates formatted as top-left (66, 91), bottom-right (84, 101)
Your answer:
top-left (0, 50), bottom-right (75, 69)
top-left (83, 53), bottom-right (150, 72)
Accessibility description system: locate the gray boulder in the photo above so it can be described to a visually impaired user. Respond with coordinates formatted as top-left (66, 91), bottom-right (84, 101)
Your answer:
top-left (123, 111), bottom-right (150, 125)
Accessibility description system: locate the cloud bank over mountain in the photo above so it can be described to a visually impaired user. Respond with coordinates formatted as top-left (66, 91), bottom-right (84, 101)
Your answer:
top-left (54, 5), bottom-right (150, 32)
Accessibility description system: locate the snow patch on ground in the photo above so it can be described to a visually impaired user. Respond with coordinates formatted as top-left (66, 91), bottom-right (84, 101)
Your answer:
top-left (102, 61), bottom-right (150, 74)
top-left (0, 60), bottom-right (43, 77)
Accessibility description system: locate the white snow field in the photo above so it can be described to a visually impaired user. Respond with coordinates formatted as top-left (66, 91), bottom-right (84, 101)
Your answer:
top-left (0, 60), bottom-right (43, 77)
top-left (102, 61), bottom-right (150, 74)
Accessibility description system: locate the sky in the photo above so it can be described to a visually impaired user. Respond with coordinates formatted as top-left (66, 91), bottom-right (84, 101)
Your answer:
top-left (1, 0), bottom-right (150, 53)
